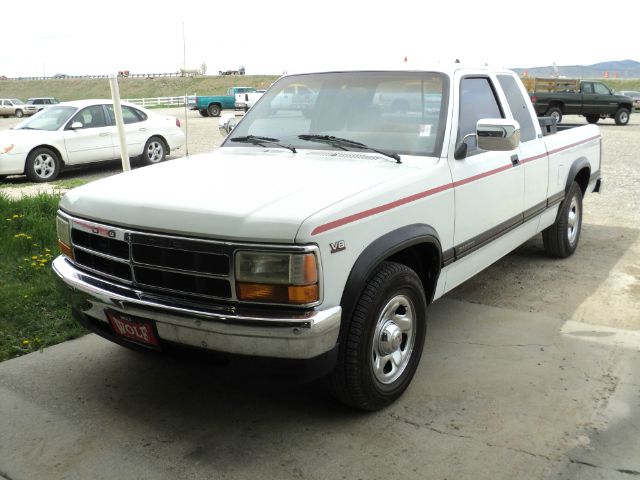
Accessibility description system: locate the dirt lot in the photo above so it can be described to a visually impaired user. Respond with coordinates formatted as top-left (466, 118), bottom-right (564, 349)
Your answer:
top-left (1, 110), bottom-right (639, 479)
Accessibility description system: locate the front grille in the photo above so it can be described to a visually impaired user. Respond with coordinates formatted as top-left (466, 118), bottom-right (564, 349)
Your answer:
top-left (70, 223), bottom-right (232, 300)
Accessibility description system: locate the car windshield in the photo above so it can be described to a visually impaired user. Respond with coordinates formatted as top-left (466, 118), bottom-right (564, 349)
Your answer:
top-left (15, 106), bottom-right (77, 131)
top-left (11, 99), bottom-right (24, 105)
top-left (224, 71), bottom-right (449, 157)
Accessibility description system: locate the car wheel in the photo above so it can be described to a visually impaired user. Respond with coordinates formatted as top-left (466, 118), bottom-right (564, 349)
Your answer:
top-left (542, 181), bottom-right (583, 258)
top-left (614, 108), bottom-right (630, 126)
top-left (199, 109), bottom-right (209, 117)
top-left (0, 175), bottom-right (7, 181)
top-left (330, 261), bottom-right (427, 411)
top-left (25, 147), bottom-right (61, 182)
top-left (207, 104), bottom-right (221, 117)
top-left (141, 137), bottom-right (166, 165)
top-left (15, 109), bottom-right (24, 118)
top-left (546, 107), bottom-right (563, 124)
top-left (585, 115), bottom-right (599, 124)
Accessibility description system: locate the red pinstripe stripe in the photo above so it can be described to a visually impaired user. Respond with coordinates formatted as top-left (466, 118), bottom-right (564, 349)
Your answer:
top-left (310, 134), bottom-right (600, 236)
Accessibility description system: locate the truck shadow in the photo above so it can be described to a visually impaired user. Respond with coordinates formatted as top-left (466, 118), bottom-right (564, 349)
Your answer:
top-left (444, 222), bottom-right (639, 322)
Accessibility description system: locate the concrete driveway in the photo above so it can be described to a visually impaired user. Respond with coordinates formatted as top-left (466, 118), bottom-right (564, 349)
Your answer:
top-left (1, 295), bottom-right (639, 480)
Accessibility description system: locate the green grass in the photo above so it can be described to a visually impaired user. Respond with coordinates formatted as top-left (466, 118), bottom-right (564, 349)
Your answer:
top-left (0, 193), bottom-right (85, 361)
top-left (0, 75), bottom-right (279, 102)
top-left (53, 178), bottom-right (88, 190)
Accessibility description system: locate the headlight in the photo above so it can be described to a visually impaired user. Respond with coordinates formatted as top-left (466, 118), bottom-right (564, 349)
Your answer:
top-left (235, 251), bottom-right (319, 305)
top-left (56, 215), bottom-right (74, 259)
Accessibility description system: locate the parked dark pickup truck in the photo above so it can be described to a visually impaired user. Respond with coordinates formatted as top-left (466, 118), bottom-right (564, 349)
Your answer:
top-left (524, 77), bottom-right (633, 125)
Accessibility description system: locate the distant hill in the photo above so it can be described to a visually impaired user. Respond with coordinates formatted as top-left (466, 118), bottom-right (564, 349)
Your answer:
top-left (511, 59), bottom-right (640, 79)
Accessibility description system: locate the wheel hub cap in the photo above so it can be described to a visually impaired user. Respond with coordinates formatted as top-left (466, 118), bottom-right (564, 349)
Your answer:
top-left (371, 295), bottom-right (416, 385)
top-left (378, 322), bottom-right (403, 355)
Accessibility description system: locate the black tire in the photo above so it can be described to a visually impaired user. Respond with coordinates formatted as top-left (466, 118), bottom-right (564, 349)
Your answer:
top-left (199, 109), bottom-right (209, 117)
top-left (585, 115), bottom-right (599, 124)
top-left (15, 109), bottom-right (24, 118)
top-left (141, 136), bottom-right (166, 165)
top-left (207, 103), bottom-right (221, 117)
top-left (542, 181), bottom-right (583, 258)
top-left (614, 108), bottom-right (630, 126)
top-left (25, 147), bottom-right (61, 182)
top-left (546, 107), bottom-right (563, 124)
top-left (0, 175), bottom-right (7, 181)
top-left (330, 261), bottom-right (427, 411)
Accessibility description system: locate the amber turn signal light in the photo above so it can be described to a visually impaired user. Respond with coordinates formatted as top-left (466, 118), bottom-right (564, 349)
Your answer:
top-left (236, 283), bottom-right (319, 304)
top-left (58, 240), bottom-right (74, 260)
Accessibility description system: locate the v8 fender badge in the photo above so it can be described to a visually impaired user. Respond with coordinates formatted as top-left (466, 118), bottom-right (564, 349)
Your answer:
top-left (330, 240), bottom-right (346, 254)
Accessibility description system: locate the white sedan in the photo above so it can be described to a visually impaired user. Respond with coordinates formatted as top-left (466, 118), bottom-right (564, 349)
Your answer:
top-left (0, 100), bottom-right (185, 182)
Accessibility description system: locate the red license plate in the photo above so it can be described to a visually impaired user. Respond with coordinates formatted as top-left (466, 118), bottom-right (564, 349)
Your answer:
top-left (107, 311), bottom-right (159, 348)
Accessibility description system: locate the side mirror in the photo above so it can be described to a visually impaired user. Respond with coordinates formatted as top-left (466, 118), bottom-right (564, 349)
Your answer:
top-left (70, 121), bottom-right (83, 130)
top-left (476, 118), bottom-right (520, 151)
top-left (218, 114), bottom-right (237, 136)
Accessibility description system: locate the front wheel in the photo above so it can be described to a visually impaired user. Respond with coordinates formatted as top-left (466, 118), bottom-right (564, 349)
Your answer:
top-left (614, 108), bottom-right (630, 126)
top-left (15, 109), bottom-right (24, 118)
top-left (585, 115), bottom-right (599, 124)
top-left (207, 104), bottom-right (221, 117)
top-left (25, 147), bottom-right (61, 182)
top-left (330, 261), bottom-right (427, 411)
top-left (141, 137), bottom-right (166, 165)
top-left (542, 181), bottom-right (583, 258)
top-left (546, 107), bottom-right (563, 124)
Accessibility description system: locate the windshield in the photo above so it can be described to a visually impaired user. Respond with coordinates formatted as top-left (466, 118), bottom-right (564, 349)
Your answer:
top-left (11, 99), bottom-right (24, 105)
top-left (224, 71), bottom-right (449, 157)
top-left (15, 106), bottom-right (77, 131)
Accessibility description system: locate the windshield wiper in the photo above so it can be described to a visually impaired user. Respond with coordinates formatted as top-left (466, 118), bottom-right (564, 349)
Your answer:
top-left (231, 135), bottom-right (296, 153)
top-left (298, 134), bottom-right (401, 163)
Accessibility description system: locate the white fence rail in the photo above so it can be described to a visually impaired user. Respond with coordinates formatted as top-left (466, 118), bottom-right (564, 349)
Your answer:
top-left (124, 95), bottom-right (195, 108)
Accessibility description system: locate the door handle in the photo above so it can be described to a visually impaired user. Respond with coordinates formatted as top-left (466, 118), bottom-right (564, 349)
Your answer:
top-left (511, 154), bottom-right (520, 166)
top-left (139, 128), bottom-right (147, 132)
top-left (99, 132), bottom-right (110, 137)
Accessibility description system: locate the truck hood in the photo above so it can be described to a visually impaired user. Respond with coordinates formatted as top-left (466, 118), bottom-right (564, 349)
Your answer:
top-left (60, 148), bottom-right (418, 243)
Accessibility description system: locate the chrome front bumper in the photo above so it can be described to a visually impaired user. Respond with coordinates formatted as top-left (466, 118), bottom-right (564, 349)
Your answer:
top-left (52, 256), bottom-right (341, 359)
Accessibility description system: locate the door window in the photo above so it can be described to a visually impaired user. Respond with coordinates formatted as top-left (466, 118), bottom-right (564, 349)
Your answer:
top-left (582, 83), bottom-right (594, 94)
top-left (458, 77), bottom-right (504, 154)
top-left (105, 105), bottom-right (147, 124)
top-left (593, 83), bottom-right (611, 95)
top-left (71, 105), bottom-right (107, 129)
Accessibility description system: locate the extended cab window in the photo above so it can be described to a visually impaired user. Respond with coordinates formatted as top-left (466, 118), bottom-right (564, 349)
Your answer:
top-left (458, 77), bottom-right (504, 154)
top-left (497, 74), bottom-right (536, 142)
top-left (582, 83), bottom-right (594, 94)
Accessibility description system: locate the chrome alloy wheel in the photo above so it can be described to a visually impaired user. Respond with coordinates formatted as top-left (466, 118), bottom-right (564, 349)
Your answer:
top-left (146, 140), bottom-right (164, 163)
top-left (371, 294), bottom-right (416, 385)
top-left (567, 195), bottom-right (580, 245)
top-left (33, 153), bottom-right (56, 179)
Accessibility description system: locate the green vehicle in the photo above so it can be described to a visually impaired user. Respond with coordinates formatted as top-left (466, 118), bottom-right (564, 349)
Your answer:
top-left (188, 87), bottom-right (257, 117)
top-left (524, 77), bottom-right (633, 125)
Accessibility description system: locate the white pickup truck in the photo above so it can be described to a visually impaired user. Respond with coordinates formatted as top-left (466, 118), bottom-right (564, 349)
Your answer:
top-left (234, 89), bottom-right (266, 111)
top-left (53, 65), bottom-right (602, 411)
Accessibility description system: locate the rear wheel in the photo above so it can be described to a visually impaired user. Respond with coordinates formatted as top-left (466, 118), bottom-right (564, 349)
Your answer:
top-left (614, 108), bottom-right (630, 126)
top-left (585, 115), bottom-right (599, 124)
top-left (141, 137), bottom-right (166, 165)
top-left (199, 109), bottom-right (209, 117)
top-left (25, 147), bottom-right (61, 182)
top-left (207, 104), bottom-right (221, 117)
top-left (546, 107), bottom-right (563, 124)
top-left (330, 261), bottom-right (427, 411)
top-left (542, 181), bottom-right (583, 258)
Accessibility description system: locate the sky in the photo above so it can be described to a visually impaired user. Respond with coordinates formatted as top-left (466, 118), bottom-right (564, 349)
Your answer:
top-left (2, 0), bottom-right (637, 78)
